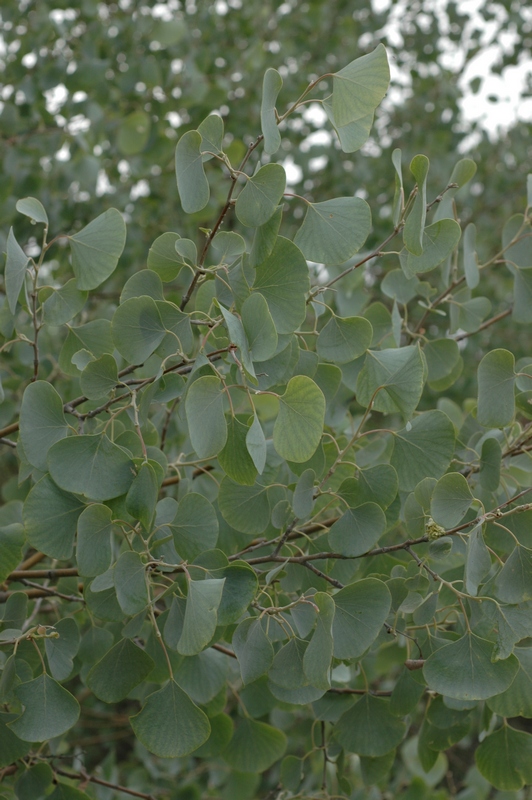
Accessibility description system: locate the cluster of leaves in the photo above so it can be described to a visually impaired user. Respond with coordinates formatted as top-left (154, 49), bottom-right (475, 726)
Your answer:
top-left (1, 39), bottom-right (532, 800)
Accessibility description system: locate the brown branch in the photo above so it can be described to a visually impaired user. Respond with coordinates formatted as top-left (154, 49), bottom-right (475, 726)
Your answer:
top-left (180, 135), bottom-right (264, 312)
top-left (314, 226), bottom-right (401, 295)
top-left (18, 579), bottom-right (84, 604)
top-left (54, 768), bottom-right (156, 800)
top-left (212, 642), bottom-right (237, 659)
top-left (413, 276), bottom-right (466, 334)
top-left (453, 307), bottom-right (512, 341)
top-left (18, 550), bottom-right (47, 570)
top-left (7, 567), bottom-right (79, 581)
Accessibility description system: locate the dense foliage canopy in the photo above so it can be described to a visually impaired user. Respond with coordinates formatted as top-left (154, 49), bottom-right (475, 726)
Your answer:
top-left (1, 2), bottom-right (532, 800)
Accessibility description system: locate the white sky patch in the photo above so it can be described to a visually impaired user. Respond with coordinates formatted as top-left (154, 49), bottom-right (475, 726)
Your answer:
top-left (284, 156), bottom-right (303, 185)
top-left (372, 0), bottom-right (532, 144)
top-left (43, 83), bottom-right (68, 114)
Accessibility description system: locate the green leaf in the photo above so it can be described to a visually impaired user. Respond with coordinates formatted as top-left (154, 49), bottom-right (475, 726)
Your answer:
top-left (76, 504), bottom-right (113, 577)
top-left (198, 113), bottom-right (224, 159)
top-left (381, 268), bottom-right (420, 305)
top-left (332, 44), bottom-right (390, 127)
top-left (174, 649), bottom-right (229, 705)
top-left (475, 725), bottom-right (532, 791)
top-left (463, 222), bottom-right (479, 288)
top-left (391, 410), bottom-right (456, 492)
top-left (87, 637), bottom-right (154, 702)
top-left (303, 592), bottom-right (334, 690)
top-left (223, 718), bottom-right (287, 772)
top-left (261, 68), bottom-right (283, 155)
top-left (317, 314), bottom-right (373, 363)
top-left (178, 578), bottom-right (225, 656)
top-left (391, 148), bottom-right (404, 227)
top-left (171, 492), bottom-right (219, 560)
top-left (48, 783), bottom-right (91, 800)
top-left (249, 207), bottom-right (283, 268)
top-left (68, 208), bottom-right (126, 291)
top-left (117, 110), bottom-right (150, 155)
top-left (23, 475), bottom-right (84, 559)
top-left (42, 278), bottom-right (87, 325)
top-left (193, 712), bottom-right (233, 758)
top-left (80, 354), bottom-right (118, 400)
top-left (156, 299), bottom-right (193, 357)
top-left (218, 478), bottom-right (270, 535)
top-left (273, 376), bottom-right (325, 463)
top-left (360, 751), bottom-right (395, 786)
top-left (503, 213), bottom-right (532, 269)
top-left (324, 97), bottom-right (374, 153)
top-left (0, 713), bottom-right (30, 768)
top-left (339, 465), bottom-right (398, 510)
top-left (112, 295), bottom-right (166, 363)
top-left (216, 561), bottom-right (258, 625)
top-left (121, 269), bottom-right (164, 303)
top-left (147, 232), bottom-right (183, 282)
top-left (280, 755), bottom-right (303, 793)
top-left (19, 381), bottom-right (69, 472)
top-left (217, 303), bottom-right (256, 382)
top-left (332, 578), bottom-right (391, 659)
top-left (59, 319), bottom-right (114, 377)
top-left (130, 679), bottom-right (210, 757)
top-left (335, 695), bottom-right (406, 756)
top-left (241, 292), bottom-right (278, 362)
top-left (185, 375), bottom-right (227, 458)
top-left (423, 339), bottom-right (461, 389)
top-left (252, 236), bottom-right (309, 334)
top-left (233, 618), bottom-right (274, 684)
top-left (0, 525), bottom-right (25, 583)
top-left (329, 502), bottom-right (386, 556)
top-left (464, 525), bottom-right (491, 596)
top-left (356, 345), bottom-right (425, 417)
top-left (1, 590), bottom-right (27, 630)
top-left (488, 647), bottom-right (532, 718)
top-left (44, 617), bottom-right (79, 681)
top-left (235, 163), bottom-right (286, 227)
top-left (293, 468), bottom-right (315, 518)
top-left (450, 289), bottom-right (492, 333)
top-left (294, 197), bottom-right (371, 264)
top-left (477, 348), bottom-right (515, 427)
top-left (16, 196), bottom-right (48, 225)
top-left (126, 462), bottom-right (159, 530)
top-left (114, 551), bottom-right (148, 616)
top-left (48, 434), bottom-right (135, 502)
top-left (401, 219), bottom-right (461, 278)
top-left (479, 436), bottom-right (501, 491)
top-left (175, 130), bottom-right (210, 213)
top-left (511, 263), bottom-right (532, 323)
top-left (495, 546), bottom-right (532, 604)
top-left (423, 633), bottom-right (519, 700)
top-left (5, 228), bottom-right (29, 314)
top-left (430, 472), bottom-right (473, 528)
top-left (8, 674), bottom-right (79, 741)
top-left (211, 231), bottom-right (245, 262)
top-left (14, 763), bottom-right (53, 800)
top-left (403, 155), bottom-right (429, 256)
top-left (245, 414), bottom-right (267, 474)
top-left (219, 416), bottom-right (258, 485)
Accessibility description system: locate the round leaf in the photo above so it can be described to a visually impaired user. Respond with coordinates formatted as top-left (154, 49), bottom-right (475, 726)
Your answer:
top-left (423, 633), bottom-right (519, 700)
top-left (273, 376), bottom-right (325, 463)
top-left (130, 680), bottom-right (210, 757)
top-left (68, 208), bottom-right (126, 291)
top-left (294, 197), bottom-right (371, 264)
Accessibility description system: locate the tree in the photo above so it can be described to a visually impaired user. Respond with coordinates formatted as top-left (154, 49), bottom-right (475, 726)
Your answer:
top-left (1, 4), bottom-right (532, 800)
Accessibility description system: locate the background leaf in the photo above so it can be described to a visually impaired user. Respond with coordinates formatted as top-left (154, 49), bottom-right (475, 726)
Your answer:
top-left (69, 209), bottom-right (126, 291)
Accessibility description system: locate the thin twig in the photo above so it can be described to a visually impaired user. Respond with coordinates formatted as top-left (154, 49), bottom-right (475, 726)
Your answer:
top-left (54, 768), bottom-right (157, 800)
